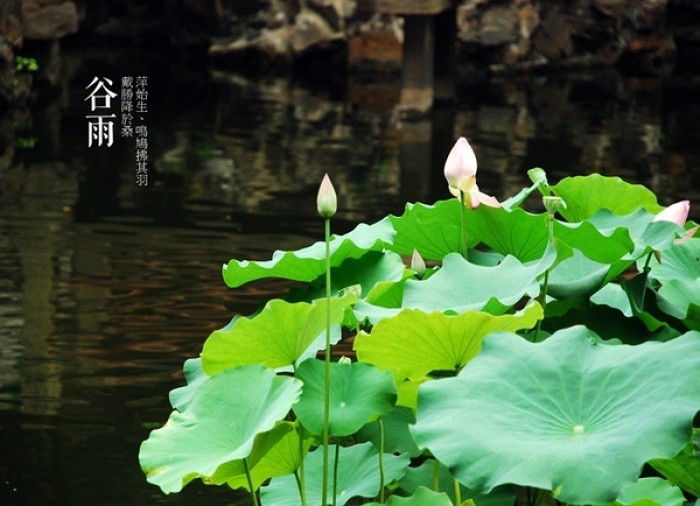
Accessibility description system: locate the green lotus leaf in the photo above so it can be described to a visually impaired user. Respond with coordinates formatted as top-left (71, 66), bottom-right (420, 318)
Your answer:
top-left (293, 359), bottom-right (397, 436)
top-left (650, 431), bottom-right (700, 497)
top-left (612, 477), bottom-right (685, 506)
top-left (548, 248), bottom-right (609, 299)
top-left (463, 206), bottom-right (548, 263)
top-left (500, 167), bottom-right (549, 211)
top-left (552, 219), bottom-right (634, 265)
top-left (259, 442), bottom-right (410, 506)
top-left (222, 218), bottom-right (395, 287)
top-left (139, 365), bottom-right (303, 494)
top-left (551, 174), bottom-right (662, 222)
top-left (656, 279), bottom-right (700, 330)
top-left (287, 251), bottom-right (408, 303)
top-left (202, 295), bottom-right (354, 374)
top-left (367, 486), bottom-right (454, 506)
top-left (389, 200), bottom-right (474, 261)
top-left (411, 327), bottom-right (700, 504)
top-left (647, 238), bottom-right (700, 284)
top-left (398, 460), bottom-right (516, 506)
top-left (356, 406), bottom-right (422, 458)
top-left (206, 422), bottom-right (311, 491)
top-left (169, 358), bottom-right (208, 412)
top-left (354, 302), bottom-right (543, 380)
top-left (402, 249), bottom-right (553, 315)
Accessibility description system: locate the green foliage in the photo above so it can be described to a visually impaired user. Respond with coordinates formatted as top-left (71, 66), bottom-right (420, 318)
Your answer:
top-left (15, 56), bottom-right (38, 72)
top-left (140, 170), bottom-right (700, 505)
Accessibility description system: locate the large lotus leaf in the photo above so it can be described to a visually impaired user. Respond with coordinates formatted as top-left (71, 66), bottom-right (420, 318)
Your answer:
top-left (293, 359), bottom-right (397, 436)
top-left (169, 358), bottom-right (208, 412)
top-left (366, 486), bottom-right (453, 506)
top-left (287, 251), bottom-right (408, 303)
top-left (551, 174), bottom-right (662, 222)
top-left (356, 406), bottom-right (422, 458)
top-left (139, 365), bottom-right (303, 494)
top-left (259, 442), bottom-right (410, 506)
top-left (411, 327), bottom-right (700, 504)
top-left (202, 295), bottom-right (354, 374)
top-left (612, 477), bottom-right (685, 506)
top-left (389, 200), bottom-right (478, 261)
top-left (403, 250), bottom-right (554, 314)
top-left (656, 279), bottom-right (700, 330)
top-left (650, 432), bottom-right (700, 497)
top-left (552, 219), bottom-right (634, 265)
top-left (354, 302), bottom-right (543, 380)
top-left (222, 218), bottom-right (395, 287)
top-left (206, 422), bottom-right (311, 491)
top-left (398, 460), bottom-right (516, 506)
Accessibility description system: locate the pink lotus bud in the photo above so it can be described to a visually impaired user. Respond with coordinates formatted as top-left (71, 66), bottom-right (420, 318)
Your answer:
top-left (316, 173), bottom-right (337, 218)
top-left (444, 137), bottom-right (477, 193)
top-left (653, 200), bottom-right (690, 227)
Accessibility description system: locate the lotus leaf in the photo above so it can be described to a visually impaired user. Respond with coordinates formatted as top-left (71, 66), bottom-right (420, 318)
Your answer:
top-left (260, 442), bottom-right (409, 506)
top-left (202, 295), bottom-right (354, 374)
top-left (551, 174), bottom-right (662, 222)
top-left (222, 218), bottom-right (395, 287)
top-left (411, 327), bottom-right (700, 504)
top-left (139, 365), bottom-right (302, 494)
top-left (613, 477), bottom-right (685, 506)
top-left (293, 359), bottom-right (397, 436)
top-left (354, 302), bottom-right (543, 380)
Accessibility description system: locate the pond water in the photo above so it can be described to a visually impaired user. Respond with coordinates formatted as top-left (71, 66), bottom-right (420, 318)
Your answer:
top-left (1, 47), bottom-right (699, 505)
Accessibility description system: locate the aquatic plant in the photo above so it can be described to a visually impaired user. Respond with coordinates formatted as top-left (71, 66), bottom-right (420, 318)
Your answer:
top-left (139, 137), bottom-right (700, 506)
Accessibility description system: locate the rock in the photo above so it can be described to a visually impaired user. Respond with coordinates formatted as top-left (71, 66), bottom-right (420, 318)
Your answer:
top-left (22, 0), bottom-right (78, 40)
top-left (458, 2), bottom-right (520, 46)
top-left (290, 8), bottom-right (340, 53)
top-left (347, 29), bottom-right (402, 71)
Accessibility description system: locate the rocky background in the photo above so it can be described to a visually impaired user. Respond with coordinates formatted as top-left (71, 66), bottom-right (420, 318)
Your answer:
top-left (2, 0), bottom-right (700, 104)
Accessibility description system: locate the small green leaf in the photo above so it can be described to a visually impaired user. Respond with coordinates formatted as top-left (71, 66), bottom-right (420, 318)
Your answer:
top-left (374, 486), bottom-right (454, 505)
top-left (206, 422), bottom-right (310, 491)
top-left (357, 406), bottom-right (422, 458)
top-left (650, 431), bottom-right (700, 497)
top-left (294, 360), bottom-right (397, 437)
top-left (260, 442), bottom-right (410, 506)
top-left (139, 365), bottom-right (302, 494)
top-left (613, 477), bottom-right (685, 506)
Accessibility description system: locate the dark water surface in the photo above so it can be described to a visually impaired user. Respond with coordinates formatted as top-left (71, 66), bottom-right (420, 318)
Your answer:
top-left (1, 48), bottom-right (699, 505)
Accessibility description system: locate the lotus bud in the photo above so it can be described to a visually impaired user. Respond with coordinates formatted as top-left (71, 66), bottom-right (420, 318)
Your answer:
top-left (653, 200), bottom-right (690, 227)
top-left (543, 196), bottom-right (566, 215)
top-left (338, 356), bottom-right (352, 365)
top-left (411, 249), bottom-right (426, 277)
top-left (444, 137), bottom-right (477, 193)
top-left (316, 173), bottom-right (337, 218)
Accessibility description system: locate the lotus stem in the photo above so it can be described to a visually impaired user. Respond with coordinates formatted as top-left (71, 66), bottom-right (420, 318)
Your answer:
top-left (333, 439), bottom-right (341, 506)
top-left (453, 477), bottom-right (461, 505)
top-left (378, 418), bottom-right (386, 503)
top-left (433, 459), bottom-right (440, 492)
top-left (459, 190), bottom-right (467, 258)
top-left (243, 457), bottom-right (259, 506)
top-left (534, 213), bottom-right (555, 343)
top-left (322, 216), bottom-right (332, 506)
top-left (298, 425), bottom-right (307, 506)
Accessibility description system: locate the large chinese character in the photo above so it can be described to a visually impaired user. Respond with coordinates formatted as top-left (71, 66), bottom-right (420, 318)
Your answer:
top-left (86, 114), bottom-right (116, 147)
top-left (85, 77), bottom-right (117, 111)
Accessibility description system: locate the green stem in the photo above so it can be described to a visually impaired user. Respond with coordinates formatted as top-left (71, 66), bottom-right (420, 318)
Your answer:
top-left (378, 418), bottom-right (386, 503)
top-left (433, 459), bottom-right (440, 492)
top-left (533, 214), bottom-right (554, 343)
top-left (459, 190), bottom-right (467, 258)
top-left (322, 217), bottom-right (332, 506)
top-left (243, 457), bottom-right (259, 506)
top-left (453, 477), bottom-right (462, 505)
top-left (333, 439), bottom-right (341, 506)
top-left (298, 425), bottom-right (307, 506)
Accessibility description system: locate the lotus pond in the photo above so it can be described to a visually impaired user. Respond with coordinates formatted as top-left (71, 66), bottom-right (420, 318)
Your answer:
top-left (139, 138), bottom-right (700, 506)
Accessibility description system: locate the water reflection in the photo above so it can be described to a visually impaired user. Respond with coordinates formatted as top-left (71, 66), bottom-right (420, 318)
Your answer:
top-left (0, 50), bottom-right (699, 505)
